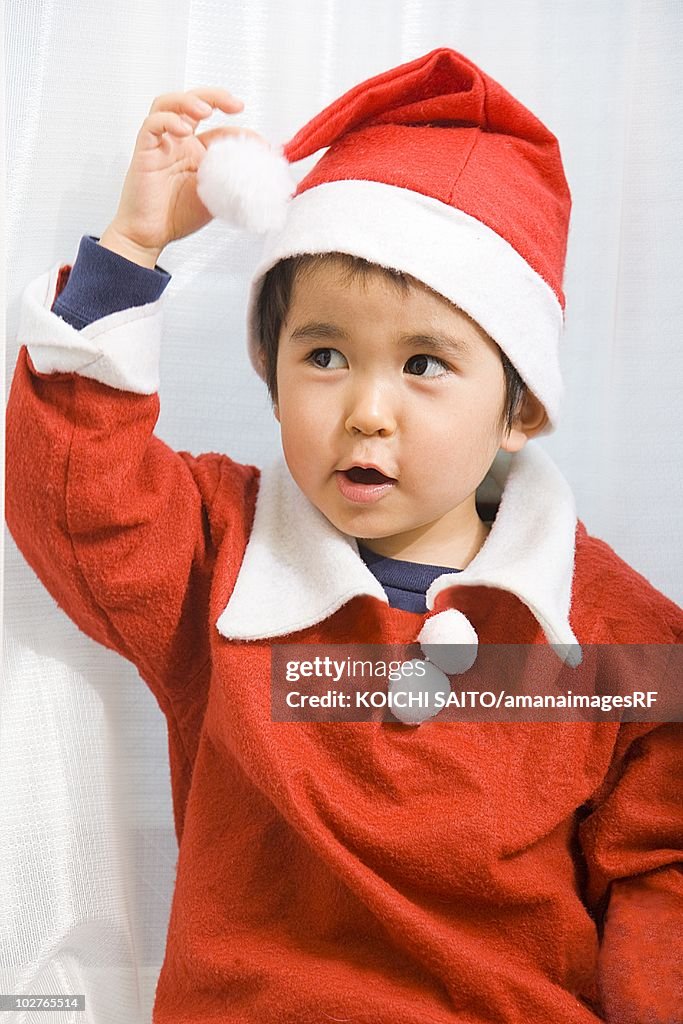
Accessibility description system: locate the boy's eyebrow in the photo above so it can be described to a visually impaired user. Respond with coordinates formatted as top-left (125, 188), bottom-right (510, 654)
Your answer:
top-left (288, 321), bottom-right (471, 356)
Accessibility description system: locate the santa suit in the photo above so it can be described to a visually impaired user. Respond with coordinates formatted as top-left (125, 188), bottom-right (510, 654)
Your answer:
top-left (6, 260), bottom-right (682, 1024)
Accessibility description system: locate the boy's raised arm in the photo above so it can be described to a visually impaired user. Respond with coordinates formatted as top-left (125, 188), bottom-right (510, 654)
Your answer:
top-left (5, 88), bottom-right (259, 712)
top-left (5, 254), bottom-right (257, 712)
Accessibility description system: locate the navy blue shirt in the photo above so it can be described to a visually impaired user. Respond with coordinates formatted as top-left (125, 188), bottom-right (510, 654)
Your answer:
top-left (357, 544), bottom-right (461, 613)
top-left (51, 235), bottom-right (171, 328)
top-left (52, 235), bottom-right (462, 613)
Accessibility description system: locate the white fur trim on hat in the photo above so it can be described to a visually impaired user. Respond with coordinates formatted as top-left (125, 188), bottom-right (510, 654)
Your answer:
top-left (246, 179), bottom-right (565, 431)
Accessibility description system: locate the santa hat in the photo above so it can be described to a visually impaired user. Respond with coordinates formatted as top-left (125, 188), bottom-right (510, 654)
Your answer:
top-left (196, 47), bottom-right (571, 431)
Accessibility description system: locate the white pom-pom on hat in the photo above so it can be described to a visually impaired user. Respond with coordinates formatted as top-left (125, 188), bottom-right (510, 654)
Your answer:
top-left (196, 132), bottom-right (297, 233)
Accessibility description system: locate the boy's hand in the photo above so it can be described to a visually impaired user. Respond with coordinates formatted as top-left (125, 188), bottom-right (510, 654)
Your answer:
top-left (100, 88), bottom-right (263, 267)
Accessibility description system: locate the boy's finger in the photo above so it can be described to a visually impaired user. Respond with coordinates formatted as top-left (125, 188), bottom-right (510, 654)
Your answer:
top-left (186, 86), bottom-right (245, 112)
top-left (140, 110), bottom-right (195, 143)
top-left (149, 88), bottom-right (244, 119)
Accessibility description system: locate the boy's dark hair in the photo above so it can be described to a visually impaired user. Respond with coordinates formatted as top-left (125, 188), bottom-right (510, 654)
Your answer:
top-left (255, 253), bottom-right (527, 433)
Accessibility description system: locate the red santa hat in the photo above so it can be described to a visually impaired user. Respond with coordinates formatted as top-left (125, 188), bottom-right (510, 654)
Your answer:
top-left (196, 47), bottom-right (571, 431)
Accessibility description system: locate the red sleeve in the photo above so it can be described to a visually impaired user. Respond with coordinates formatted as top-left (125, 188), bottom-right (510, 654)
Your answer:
top-left (5, 335), bottom-right (256, 713)
top-left (578, 719), bottom-right (683, 1023)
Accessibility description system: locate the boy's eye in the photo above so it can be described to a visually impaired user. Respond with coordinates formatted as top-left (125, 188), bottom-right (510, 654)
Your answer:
top-left (306, 348), bottom-right (347, 369)
top-left (404, 354), bottom-right (450, 377)
top-left (305, 348), bottom-right (450, 377)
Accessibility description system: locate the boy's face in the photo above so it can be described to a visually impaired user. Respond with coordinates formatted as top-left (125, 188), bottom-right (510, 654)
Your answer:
top-left (273, 260), bottom-right (542, 560)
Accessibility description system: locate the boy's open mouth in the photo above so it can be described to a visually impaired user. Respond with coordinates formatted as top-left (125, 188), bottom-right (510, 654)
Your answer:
top-left (343, 466), bottom-right (395, 484)
top-left (335, 466), bottom-right (397, 505)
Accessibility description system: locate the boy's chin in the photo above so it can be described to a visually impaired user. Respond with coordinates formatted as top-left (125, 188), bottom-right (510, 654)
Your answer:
top-left (316, 500), bottom-right (389, 539)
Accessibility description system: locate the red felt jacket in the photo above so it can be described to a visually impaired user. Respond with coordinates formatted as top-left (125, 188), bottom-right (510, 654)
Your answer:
top-left (5, 262), bottom-right (683, 1024)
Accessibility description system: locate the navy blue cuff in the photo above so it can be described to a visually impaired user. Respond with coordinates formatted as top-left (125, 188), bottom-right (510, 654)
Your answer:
top-left (51, 234), bottom-right (172, 330)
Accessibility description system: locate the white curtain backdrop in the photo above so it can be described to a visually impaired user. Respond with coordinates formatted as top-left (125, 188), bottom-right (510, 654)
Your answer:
top-left (3, 1), bottom-right (682, 1021)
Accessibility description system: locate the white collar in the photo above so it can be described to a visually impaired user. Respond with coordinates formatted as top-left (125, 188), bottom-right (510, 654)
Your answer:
top-left (216, 444), bottom-right (579, 648)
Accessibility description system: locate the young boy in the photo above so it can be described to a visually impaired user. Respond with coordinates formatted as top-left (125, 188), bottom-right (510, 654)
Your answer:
top-left (5, 48), bottom-right (682, 1024)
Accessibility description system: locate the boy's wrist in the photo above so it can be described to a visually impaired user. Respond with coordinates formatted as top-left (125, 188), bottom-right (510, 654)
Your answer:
top-left (98, 225), bottom-right (163, 270)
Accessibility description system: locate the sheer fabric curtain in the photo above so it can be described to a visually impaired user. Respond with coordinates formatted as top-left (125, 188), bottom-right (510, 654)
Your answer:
top-left (3, 1), bottom-right (681, 1021)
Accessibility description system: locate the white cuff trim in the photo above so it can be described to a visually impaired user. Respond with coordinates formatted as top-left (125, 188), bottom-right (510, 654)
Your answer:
top-left (20, 263), bottom-right (163, 394)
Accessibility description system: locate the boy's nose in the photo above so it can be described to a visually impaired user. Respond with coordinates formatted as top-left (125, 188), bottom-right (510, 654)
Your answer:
top-left (344, 383), bottom-right (397, 437)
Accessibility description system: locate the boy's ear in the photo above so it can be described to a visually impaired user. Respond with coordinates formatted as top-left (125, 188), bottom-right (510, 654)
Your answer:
top-left (500, 391), bottom-right (548, 453)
